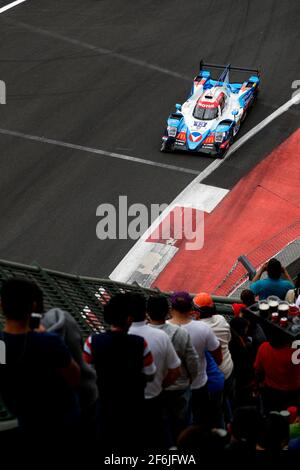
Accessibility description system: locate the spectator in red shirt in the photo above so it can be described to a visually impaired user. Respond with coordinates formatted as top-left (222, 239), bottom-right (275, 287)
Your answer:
top-left (255, 329), bottom-right (300, 414)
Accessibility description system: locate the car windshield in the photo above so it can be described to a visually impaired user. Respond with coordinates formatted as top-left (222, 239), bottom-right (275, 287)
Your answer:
top-left (193, 105), bottom-right (218, 120)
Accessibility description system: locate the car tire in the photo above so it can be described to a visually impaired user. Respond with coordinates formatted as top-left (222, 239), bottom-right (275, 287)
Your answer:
top-left (160, 141), bottom-right (169, 153)
top-left (217, 129), bottom-right (233, 158)
top-left (217, 148), bottom-right (227, 159)
top-left (233, 121), bottom-right (240, 136)
top-left (161, 137), bottom-right (175, 153)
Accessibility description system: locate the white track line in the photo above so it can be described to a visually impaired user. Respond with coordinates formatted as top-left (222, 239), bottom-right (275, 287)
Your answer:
top-left (110, 184), bottom-right (229, 285)
top-left (8, 20), bottom-right (190, 81)
top-left (0, 0), bottom-right (26, 14)
top-left (0, 127), bottom-right (200, 175)
top-left (110, 92), bottom-right (300, 284)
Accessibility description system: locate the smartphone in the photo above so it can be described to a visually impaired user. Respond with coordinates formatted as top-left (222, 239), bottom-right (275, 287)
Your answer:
top-left (29, 313), bottom-right (43, 330)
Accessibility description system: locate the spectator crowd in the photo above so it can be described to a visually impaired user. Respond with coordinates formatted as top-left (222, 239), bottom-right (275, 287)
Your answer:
top-left (1, 257), bottom-right (300, 454)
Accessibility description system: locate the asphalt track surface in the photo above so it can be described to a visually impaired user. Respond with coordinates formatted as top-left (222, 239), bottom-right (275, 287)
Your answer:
top-left (0, 0), bottom-right (300, 278)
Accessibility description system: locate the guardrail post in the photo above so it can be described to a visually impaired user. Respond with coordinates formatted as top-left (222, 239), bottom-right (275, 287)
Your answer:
top-left (238, 255), bottom-right (256, 280)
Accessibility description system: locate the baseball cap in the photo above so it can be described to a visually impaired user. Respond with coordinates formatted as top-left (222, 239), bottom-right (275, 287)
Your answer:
top-left (193, 292), bottom-right (214, 310)
top-left (171, 291), bottom-right (193, 303)
top-left (170, 291), bottom-right (193, 313)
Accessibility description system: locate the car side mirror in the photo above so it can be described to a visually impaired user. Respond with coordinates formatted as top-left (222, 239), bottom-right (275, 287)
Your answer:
top-left (175, 103), bottom-right (182, 111)
top-left (232, 109), bottom-right (238, 116)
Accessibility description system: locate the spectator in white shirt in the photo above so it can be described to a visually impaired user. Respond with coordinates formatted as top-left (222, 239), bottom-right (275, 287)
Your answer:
top-left (128, 293), bottom-right (181, 448)
top-left (168, 291), bottom-right (222, 428)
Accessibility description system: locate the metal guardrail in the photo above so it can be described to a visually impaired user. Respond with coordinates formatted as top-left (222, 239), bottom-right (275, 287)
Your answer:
top-left (0, 259), bottom-right (238, 334)
top-left (0, 259), bottom-right (165, 334)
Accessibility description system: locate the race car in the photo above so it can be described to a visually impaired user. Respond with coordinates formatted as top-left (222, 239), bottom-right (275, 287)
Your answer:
top-left (161, 61), bottom-right (260, 157)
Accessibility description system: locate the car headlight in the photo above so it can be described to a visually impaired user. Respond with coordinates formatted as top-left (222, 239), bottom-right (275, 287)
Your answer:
top-left (167, 126), bottom-right (177, 137)
top-left (214, 131), bottom-right (226, 143)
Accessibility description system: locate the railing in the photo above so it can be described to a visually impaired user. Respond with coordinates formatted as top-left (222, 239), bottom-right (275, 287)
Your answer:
top-left (0, 259), bottom-right (238, 335)
top-left (0, 258), bottom-right (239, 428)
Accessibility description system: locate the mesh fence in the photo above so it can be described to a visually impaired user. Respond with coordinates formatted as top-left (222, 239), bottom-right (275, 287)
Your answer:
top-left (0, 259), bottom-right (165, 335)
top-left (0, 258), bottom-right (237, 335)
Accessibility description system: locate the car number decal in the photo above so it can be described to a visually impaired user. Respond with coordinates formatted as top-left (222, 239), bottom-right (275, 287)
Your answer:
top-left (194, 121), bottom-right (207, 128)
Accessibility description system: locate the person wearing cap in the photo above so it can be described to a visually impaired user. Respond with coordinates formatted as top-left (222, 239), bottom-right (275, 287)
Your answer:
top-left (168, 291), bottom-right (222, 428)
top-left (194, 293), bottom-right (234, 381)
top-left (194, 293), bottom-right (234, 422)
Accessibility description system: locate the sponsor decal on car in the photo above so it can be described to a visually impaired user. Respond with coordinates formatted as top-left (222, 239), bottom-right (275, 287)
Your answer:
top-left (188, 132), bottom-right (202, 143)
top-left (176, 131), bottom-right (186, 141)
top-left (197, 101), bottom-right (216, 109)
top-left (202, 135), bottom-right (214, 144)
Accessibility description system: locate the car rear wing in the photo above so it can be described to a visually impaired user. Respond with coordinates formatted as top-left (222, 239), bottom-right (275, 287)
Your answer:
top-left (199, 60), bottom-right (260, 77)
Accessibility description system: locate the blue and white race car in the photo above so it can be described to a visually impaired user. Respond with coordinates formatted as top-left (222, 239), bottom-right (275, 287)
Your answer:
top-left (161, 61), bottom-right (260, 158)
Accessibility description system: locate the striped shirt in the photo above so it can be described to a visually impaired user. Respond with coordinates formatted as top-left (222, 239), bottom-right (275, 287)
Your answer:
top-left (83, 332), bottom-right (156, 386)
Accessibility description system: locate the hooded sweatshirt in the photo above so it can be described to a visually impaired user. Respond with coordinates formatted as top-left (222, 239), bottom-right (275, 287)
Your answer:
top-left (200, 315), bottom-right (233, 379)
top-left (42, 308), bottom-right (98, 409)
